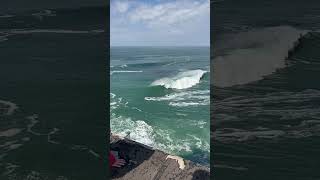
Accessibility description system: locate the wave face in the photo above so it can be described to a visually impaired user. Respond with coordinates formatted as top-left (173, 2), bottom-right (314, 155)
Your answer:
top-left (212, 26), bottom-right (306, 87)
top-left (151, 69), bottom-right (207, 89)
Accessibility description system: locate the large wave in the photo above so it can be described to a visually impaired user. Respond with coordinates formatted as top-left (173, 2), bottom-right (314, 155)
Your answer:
top-left (212, 26), bottom-right (307, 87)
top-left (151, 69), bottom-right (207, 89)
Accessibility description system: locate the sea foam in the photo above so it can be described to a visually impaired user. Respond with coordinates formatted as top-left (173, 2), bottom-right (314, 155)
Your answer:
top-left (110, 70), bottom-right (143, 75)
top-left (110, 116), bottom-right (155, 146)
top-left (145, 90), bottom-right (209, 107)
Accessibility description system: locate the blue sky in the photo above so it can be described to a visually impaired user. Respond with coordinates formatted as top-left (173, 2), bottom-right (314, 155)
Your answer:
top-left (111, 0), bottom-right (210, 46)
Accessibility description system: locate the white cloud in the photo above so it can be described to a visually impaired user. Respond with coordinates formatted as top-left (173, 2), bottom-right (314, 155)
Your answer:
top-left (128, 0), bottom-right (209, 27)
top-left (111, 0), bottom-right (210, 46)
top-left (113, 0), bottom-right (130, 13)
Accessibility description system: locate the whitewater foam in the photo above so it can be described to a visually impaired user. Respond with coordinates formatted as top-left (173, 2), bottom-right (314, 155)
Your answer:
top-left (145, 90), bottom-right (209, 101)
top-left (155, 130), bottom-right (210, 154)
top-left (0, 35), bottom-right (8, 42)
top-left (145, 90), bottom-right (209, 107)
top-left (151, 69), bottom-right (207, 89)
top-left (213, 26), bottom-right (307, 87)
top-left (111, 70), bottom-right (143, 75)
top-left (110, 93), bottom-right (129, 110)
top-left (0, 15), bottom-right (14, 18)
top-left (0, 129), bottom-right (23, 137)
top-left (169, 101), bottom-right (209, 107)
top-left (110, 93), bottom-right (116, 99)
top-left (0, 100), bottom-right (18, 115)
top-left (110, 116), bottom-right (155, 146)
top-left (111, 114), bottom-right (210, 156)
top-left (31, 9), bottom-right (56, 18)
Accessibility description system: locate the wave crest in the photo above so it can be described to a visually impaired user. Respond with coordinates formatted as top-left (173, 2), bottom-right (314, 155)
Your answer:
top-left (151, 69), bottom-right (207, 89)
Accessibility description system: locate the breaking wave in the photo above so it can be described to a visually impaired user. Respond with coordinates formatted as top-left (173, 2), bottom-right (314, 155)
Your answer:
top-left (151, 69), bottom-right (207, 89)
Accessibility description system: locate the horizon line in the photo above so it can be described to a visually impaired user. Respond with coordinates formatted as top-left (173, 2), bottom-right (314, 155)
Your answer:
top-left (110, 45), bottom-right (210, 47)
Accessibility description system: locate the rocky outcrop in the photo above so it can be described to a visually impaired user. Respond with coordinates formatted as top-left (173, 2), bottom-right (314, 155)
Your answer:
top-left (110, 135), bottom-right (210, 180)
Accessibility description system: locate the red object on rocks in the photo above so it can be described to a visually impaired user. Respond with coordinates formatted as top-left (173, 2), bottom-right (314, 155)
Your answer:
top-left (109, 152), bottom-right (116, 168)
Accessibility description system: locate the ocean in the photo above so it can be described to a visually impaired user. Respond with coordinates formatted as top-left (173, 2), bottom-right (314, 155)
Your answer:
top-left (110, 46), bottom-right (210, 165)
top-left (0, 7), bottom-right (107, 179)
top-left (212, 0), bottom-right (320, 179)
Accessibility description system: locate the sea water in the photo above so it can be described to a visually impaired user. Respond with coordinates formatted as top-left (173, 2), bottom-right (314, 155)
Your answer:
top-left (0, 7), bottom-right (107, 179)
top-left (212, 0), bottom-right (320, 178)
top-left (110, 46), bottom-right (210, 165)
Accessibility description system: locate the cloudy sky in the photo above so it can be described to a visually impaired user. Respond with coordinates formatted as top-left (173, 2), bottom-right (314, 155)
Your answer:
top-left (111, 0), bottom-right (210, 46)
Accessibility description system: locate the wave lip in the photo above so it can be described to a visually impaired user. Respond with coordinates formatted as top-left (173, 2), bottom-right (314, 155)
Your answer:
top-left (151, 69), bottom-right (207, 89)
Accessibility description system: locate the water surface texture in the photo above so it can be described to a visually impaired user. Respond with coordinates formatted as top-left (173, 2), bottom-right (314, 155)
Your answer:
top-left (0, 7), bottom-right (107, 180)
top-left (212, 0), bottom-right (320, 179)
top-left (111, 47), bottom-right (210, 165)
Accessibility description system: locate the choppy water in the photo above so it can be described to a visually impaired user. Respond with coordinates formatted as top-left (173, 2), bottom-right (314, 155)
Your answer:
top-left (110, 47), bottom-right (210, 165)
top-left (212, 0), bottom-right (320, 179)
top-left (0, 7), bottom-right (107, 179)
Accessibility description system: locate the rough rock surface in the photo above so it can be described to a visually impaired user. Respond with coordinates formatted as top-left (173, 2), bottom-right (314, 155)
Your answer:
top-left (110, 135), bottom-right (210, 180)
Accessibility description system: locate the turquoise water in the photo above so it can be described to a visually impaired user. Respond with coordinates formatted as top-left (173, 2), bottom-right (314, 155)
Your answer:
top-left (110, 46), bottom-right (210, 165)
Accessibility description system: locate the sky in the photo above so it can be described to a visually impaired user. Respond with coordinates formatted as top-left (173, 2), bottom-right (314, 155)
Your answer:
top-left (111, 0), bottom-right (210, 46)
